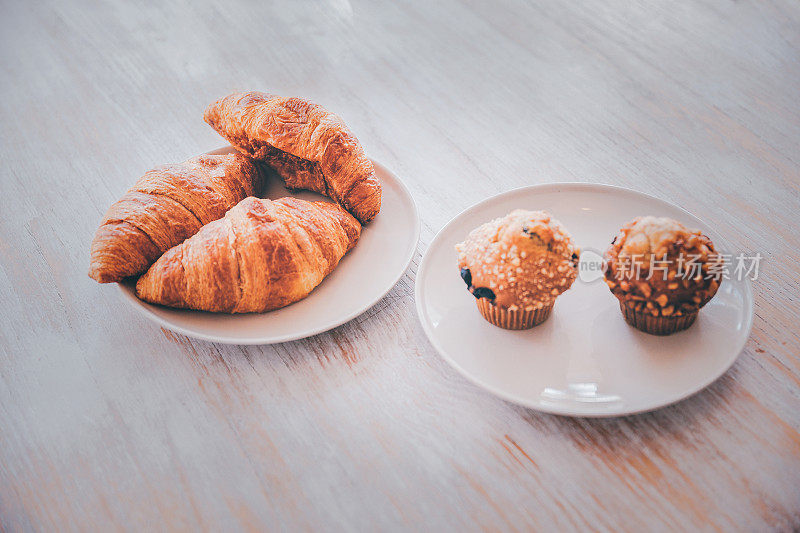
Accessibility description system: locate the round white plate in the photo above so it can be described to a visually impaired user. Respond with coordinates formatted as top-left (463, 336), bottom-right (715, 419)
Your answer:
top-left (415, 183), bottom-right (753, 417)
top-left (119, 146), bottom-right (419, 344)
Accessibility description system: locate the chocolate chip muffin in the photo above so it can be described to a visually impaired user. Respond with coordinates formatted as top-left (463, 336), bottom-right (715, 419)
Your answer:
top-left (603, 216), bottom-right (722, 335)
top-left (456, 210), bottom-right (579, 329)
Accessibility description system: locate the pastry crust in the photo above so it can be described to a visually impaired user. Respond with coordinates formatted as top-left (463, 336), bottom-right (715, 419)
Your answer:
top-left (135, 197), bottom-right (361, 313)
top-left (204, 92), bottom-right (381, 223)
top-left (88, 154), bottom-right (262, 283)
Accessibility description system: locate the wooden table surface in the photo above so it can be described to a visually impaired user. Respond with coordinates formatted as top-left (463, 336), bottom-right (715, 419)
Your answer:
top-left (2, 0), bottom-right (799, 530)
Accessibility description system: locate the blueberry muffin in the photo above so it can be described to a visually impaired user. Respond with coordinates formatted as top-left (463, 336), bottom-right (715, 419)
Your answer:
top-left (456, 210), bottom-right (579, 329)
top-left (603, 216), bottom-right (722, 335)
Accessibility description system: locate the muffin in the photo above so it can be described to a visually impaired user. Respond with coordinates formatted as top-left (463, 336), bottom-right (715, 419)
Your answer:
top-left (455, 210), bottom-right (579, 329)
top-left (603, 216), bottom-right (722, 335)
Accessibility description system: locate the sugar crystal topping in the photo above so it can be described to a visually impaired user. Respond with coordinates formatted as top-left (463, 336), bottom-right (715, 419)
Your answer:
top-left (456, 210), bottom-right (579, 310)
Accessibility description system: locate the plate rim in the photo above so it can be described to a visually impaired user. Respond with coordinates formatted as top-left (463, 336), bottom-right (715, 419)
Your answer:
top-left (414, 182), bottom-right (754, 417)
top-left (118, 153), bottom-right (420, 345)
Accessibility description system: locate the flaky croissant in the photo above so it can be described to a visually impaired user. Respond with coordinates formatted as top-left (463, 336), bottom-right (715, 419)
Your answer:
top-left (89, 154), bottom-right (262, 283)
top-left (135, 197), bottom-right (361, 313)
top-left (204, 92), bottom-right (381, 224)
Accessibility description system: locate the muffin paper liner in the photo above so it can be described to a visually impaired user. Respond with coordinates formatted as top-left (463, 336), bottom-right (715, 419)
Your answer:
top-left (619, 302), bottom-right (698, 335)
top-left (476, 299), bottom-right (553, 330)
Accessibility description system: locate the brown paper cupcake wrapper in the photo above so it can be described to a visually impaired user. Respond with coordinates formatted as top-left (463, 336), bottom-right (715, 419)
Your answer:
top-left (619, 302), bottom-right (698, 335)
top-left (476, 298), bottom-right (553, 330)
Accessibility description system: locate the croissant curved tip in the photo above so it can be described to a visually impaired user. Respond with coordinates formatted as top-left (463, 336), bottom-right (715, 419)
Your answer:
top-left (349, 184), bottom-right (382, 224)
top-left (88, 266), bottom-right (114, 284)
top-left (134, 273), bottom-right (149, 299)
top-left (313, 202), bottom-right (361, 250)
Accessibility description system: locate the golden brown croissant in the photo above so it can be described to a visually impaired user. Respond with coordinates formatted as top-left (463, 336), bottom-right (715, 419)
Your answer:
top-left (203, 92), bottom-right (382, 224)
top-left (89, 154), bottom-right (262, 283)
top-left (135, 197), bottom-right (361, 313)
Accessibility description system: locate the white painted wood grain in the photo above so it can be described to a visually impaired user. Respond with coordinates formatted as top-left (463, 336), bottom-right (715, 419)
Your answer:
top-left (1, 0), bottom-right (799, 530)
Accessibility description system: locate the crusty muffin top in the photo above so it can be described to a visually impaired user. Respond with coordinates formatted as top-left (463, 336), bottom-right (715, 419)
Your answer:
top-left (604, 216), bottom-right (721, 317)
top-left (456, 210), bottom-right (579, 311)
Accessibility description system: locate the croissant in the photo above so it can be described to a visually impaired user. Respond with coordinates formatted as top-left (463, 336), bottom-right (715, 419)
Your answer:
top-left (204, 92), bottom-right (381, 224)
top-left (89, 154), bottom-right (262, 283)
top-left (135, 197), bottom-right (361, 313)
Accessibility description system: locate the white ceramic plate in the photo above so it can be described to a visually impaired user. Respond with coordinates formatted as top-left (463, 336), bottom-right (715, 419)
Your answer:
top-left (415, 183), bottom-right (753, 417)
top-left (119, 146), bottom-right (419, 344)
